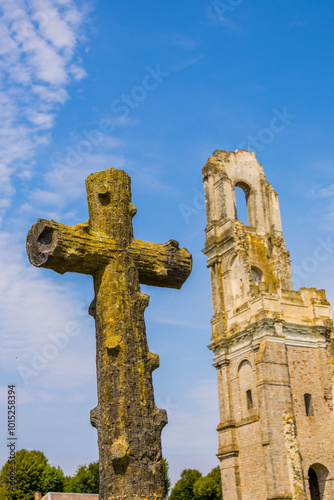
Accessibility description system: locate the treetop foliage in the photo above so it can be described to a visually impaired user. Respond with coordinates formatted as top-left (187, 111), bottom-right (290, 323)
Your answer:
top-left (64, 461), bottom-right (99, 493)
top-left (0, 451), bottom-right (172, 499)
top-left (0, 449), bottom-right (64, 500)
top-left (170, 466), bottom-right (222, 500)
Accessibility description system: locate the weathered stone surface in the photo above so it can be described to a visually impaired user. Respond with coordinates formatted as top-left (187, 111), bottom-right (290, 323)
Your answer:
top-left (203, 150), bottom-right (334, 499)
top-left (27, 221), bottom-right (190, 288)
top-left (27, 167), bottom-right (192, 500)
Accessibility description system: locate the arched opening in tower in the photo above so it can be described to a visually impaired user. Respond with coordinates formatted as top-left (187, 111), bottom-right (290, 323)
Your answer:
top-left (251, 266), bottom-right (263, 286)
top-left (309, 467), bottom-right (321, 500)
top-left (234, 182), bottom-right (250, 226)
top-left (309, 464), bottom-right (329, 500)
top-left (304, 393), bottom-right (314, 416)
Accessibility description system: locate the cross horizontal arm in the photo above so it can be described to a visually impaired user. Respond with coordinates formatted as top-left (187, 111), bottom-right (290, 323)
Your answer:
top-left (129, 238), bottom-right (192, 289)
top-left (26, 219), bottom-right (192, 289)
top-left (26, 219), bottom-right (117, 274)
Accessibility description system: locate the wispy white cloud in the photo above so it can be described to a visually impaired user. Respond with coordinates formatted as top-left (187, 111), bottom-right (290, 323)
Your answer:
top-left (0, 0), bottom-right (88, 223)
top-left (32, 84), bottom-right (69, 104)
top-left (162, 378), bottom-right (219, 483)
top-left (25, 109), bottom-right (56, 128)
top-left (205, 2), bottom-right (245, 32)
top-left (43, 150), bottom-right (127, 208)
top-left (150, 317), bottom-right (207, 330)
top-left (69, 62), bottom-right (87, 81)
top-left (130, 166), bottom-right (183, 197)
top-left (172, 55), bottom-right (204, 73)
top-left (308, 184), bottom-right (334, 199)
top-left (28, 187), bottom-right (67, 207)
top-left (26, 136), bottom-right (181, 224)
top-left (171, 34), bottom-right (198, 50)
top-left (0, 230), bottom-right (95, 391)
top-left (302, 160), bottom-right (334, 231)
top-left (162, 378), bottom-right (218, 452)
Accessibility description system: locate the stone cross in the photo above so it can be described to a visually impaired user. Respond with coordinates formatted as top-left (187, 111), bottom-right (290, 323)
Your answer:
top-left (26, 168), bottom-right (192, 500)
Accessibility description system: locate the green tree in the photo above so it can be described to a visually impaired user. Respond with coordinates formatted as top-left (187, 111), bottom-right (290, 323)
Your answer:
top-left (162, 458), bottom-right (171, 497)
top-left (193, 466), bottom-right (222, 500)
top-left (0, 449), bottom-right (65, 500)
top-left (40, 465), bottom-right (65, 493)
top-left (170, 469), bottom-right (202, 500)
top-left (65, 461), bottom-right (99, 493)
top-left (65, 458), bottom-right (170, 495)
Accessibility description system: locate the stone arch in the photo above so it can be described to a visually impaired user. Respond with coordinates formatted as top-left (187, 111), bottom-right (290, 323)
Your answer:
top-left (308, 464), bottom-right (330, 500)
top-left (238, 359), bottom-right (256, 415)
top-left (250, 265), bottom-right (263, 286)
top-left (227, 251), bottom-right (238, 270)
top-left (237, 358), bottom-right (253, 373)
top-left (235, 180), bottom-right (251, 198)
top-left (234, 180), bottom-right (252, 226)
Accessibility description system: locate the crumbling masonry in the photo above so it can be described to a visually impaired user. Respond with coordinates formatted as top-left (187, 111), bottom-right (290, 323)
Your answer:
top-left (203, 149), bottom-right (334, 500)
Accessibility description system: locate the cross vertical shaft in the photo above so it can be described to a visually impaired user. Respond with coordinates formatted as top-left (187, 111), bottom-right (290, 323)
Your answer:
top-left (87, 169), bottom-right (168, 498)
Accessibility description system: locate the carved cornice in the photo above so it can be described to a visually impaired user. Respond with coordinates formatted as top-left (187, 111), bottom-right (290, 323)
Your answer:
top-left (210, 318), bottom-right (330, 366)
top-left (217, 445), bottom-right (239, 460)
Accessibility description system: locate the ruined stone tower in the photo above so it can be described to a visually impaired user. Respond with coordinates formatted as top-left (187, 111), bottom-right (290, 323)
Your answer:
top-left (203, 149), bottom-right (334, 500)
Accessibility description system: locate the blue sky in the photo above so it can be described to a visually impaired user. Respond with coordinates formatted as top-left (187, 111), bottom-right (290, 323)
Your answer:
top-left (1, 0), bottom-right (334, 486)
